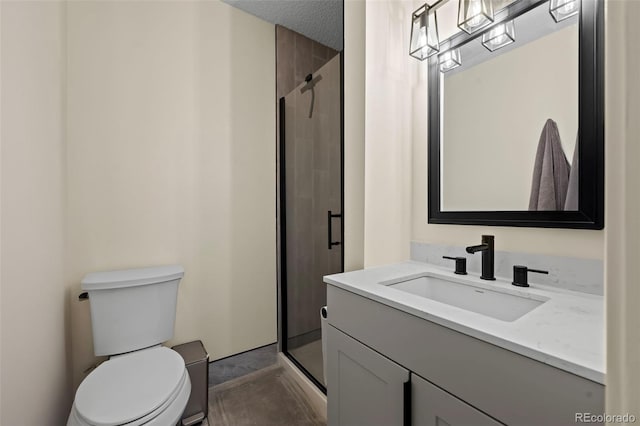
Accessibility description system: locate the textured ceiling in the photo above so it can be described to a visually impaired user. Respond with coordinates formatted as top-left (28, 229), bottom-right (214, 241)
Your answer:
top-left (221, 0), bottom-right (343, 50)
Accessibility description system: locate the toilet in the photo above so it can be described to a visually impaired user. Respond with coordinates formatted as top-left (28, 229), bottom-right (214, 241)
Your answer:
top-left (68, 265), bottom-right (191, 426)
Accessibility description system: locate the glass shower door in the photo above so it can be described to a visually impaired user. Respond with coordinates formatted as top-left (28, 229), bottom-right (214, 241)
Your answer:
top-left (280, 54), bottom-right (342, 388)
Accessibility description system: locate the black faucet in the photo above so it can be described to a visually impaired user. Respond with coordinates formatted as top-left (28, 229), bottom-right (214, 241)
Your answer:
top-left (465, 235), bottom-right (495, 281)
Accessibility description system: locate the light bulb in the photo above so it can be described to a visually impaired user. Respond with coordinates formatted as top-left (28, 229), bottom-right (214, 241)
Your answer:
top-left (439, 48), bottom-right (462, 72)
top-left (492, 24), bottom-right (507, 44)
top-left (418, 26), bottom-right (427, 49)
top-left (467, 1), bottom-right (483, 27)
top-left (561, 1), bottom-right (576, 13)
top-left (549, 0), bottom-right (579, 22)
top-left (458, 0), bottom-right (494, 34)
top-left (481, 20), bottom-right (516, 51)
top-left (419, 26), bottom-right (429, 57)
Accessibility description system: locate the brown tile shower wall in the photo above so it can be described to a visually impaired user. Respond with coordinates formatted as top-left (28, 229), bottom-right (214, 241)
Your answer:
top-left (276, 25), bottom-right (338, 99)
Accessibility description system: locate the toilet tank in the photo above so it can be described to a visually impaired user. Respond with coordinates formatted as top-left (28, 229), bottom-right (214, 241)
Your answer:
top-left (82, 265), bottom-right (184, 356)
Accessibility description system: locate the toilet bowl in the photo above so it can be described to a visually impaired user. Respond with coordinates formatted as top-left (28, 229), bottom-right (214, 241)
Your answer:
top-left (68, 347), bottom-right (191, 426)
top-left (68, 266), bottom-right (190, 426)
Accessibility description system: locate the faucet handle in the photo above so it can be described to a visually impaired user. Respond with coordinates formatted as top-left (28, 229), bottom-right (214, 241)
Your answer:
top-left (443, 256), bottom-right (467, 275)
top-left (512, 265), bottom-right (549, 287)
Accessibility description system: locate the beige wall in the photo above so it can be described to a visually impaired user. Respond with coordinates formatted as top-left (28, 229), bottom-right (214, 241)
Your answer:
top-left (363, 0), bottom-right (414, 267)
top-left (1, 2), bottom-right (3, 416)
top-left (0, 1), bottom-right (71, 424)
top-left (365, 0), bottom-right (639, 417)
top-left (3, 0), bottom-right (277, 415)
top-left (65, 0), bottom-right (276, 389)
top-left (360, 0), bottom-right (601, 265)
top-left (442, 25), bottom-right (578, 211)
top-left (605, 0), bottom-right (640, 419)
top-left (344, 0), bottom-right (366, 271)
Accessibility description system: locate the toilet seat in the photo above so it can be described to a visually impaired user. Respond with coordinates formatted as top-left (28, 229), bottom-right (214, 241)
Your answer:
top-left (68, 347), bottom-right (191, 426)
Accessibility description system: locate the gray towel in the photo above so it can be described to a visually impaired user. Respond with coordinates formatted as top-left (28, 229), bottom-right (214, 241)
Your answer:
top-left (528, 119), bottom-right (571, 211)
top-left (564, 133), bottom-right (579, 210)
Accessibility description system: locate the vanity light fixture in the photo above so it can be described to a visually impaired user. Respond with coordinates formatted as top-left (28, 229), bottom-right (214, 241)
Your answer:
top-left (410, 4), bottom-right (440, 61)
top-left (409, 0), bottom-right (498, 62)
top-left (481, 20), bottom-right (516, 51)
top-left (549, 0), bottom-right (579, 22)
top-left (439, 49), bottom-right (462, 72)
top-left (458, 0), bottom-right (494, 34)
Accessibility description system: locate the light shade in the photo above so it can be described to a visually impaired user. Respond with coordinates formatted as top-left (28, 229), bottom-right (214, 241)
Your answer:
top-left (440, 49), bottom-right (462, 72)
top-left (549, 0), bottom-right (579, 22)
top-left (410, 4), bottom-right (440, 61)
top-left (458, 0), bottom-right (494, 34)
top-left (481, 20), bottom-right (516, 52)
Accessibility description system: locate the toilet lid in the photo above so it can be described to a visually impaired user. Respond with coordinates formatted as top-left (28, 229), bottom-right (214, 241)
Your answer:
top-left (75, 347), bottom-right (186, 426)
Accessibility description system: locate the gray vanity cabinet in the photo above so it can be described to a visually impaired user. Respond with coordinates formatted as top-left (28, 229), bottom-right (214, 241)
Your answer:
top-left (326, 324), bottom-right (409, 426)
top-left (412, 374), bottom-right (501, 426)
top-left (326, 285), bottom-right (604, 426)
top-left (326, 324), bottom-right (501, 426)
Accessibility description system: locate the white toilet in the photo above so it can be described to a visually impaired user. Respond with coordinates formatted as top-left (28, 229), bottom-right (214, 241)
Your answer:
top-left (68, 265), bottom-right (191, 426)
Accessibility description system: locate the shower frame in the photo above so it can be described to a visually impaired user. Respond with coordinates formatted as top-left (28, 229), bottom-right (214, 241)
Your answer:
top-left (277, 52), bottom-right (345, 394)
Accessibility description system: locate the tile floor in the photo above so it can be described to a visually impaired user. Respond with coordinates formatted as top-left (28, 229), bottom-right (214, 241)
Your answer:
top-left (206, 343), bottom-right (325, 425)
top-left (208, 343), bottom-right (278, 387)
top-left (208, 365), bottom-right (325, 426)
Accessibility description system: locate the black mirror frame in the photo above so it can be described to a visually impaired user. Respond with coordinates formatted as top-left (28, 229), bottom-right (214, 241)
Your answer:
top-left (427, 0), bottom-right (604, 230)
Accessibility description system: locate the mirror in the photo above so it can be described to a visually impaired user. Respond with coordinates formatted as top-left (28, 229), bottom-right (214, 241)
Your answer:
top-left (428, 0), bottom-right (604, 229)
top-left (442, 2), bottom-right (577, 211)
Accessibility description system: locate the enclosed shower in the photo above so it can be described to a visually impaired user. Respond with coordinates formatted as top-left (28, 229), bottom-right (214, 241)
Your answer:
top-left (279, 53), bottom-right (343, 390)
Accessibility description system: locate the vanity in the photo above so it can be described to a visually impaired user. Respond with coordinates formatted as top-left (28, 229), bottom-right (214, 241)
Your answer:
top-left (323, 262), bottom-right (604, 426)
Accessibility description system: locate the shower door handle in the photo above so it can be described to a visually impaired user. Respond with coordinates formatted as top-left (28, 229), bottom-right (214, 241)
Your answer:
top-left (327, 211), bottom-right (342, 250)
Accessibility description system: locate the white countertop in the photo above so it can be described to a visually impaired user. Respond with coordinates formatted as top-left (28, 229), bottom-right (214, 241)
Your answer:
top-left (324, 261), bottom-right (605, 384)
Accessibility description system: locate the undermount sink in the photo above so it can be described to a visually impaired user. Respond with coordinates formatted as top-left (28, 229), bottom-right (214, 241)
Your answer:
top-left (386, 275), bottom-right (548, 321)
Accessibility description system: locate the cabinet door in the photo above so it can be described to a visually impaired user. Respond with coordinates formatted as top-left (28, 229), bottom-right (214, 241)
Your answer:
top-left (327, 325), bottom-right (410, 426)
top-left (412, 374), bottom-right (503, 426)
